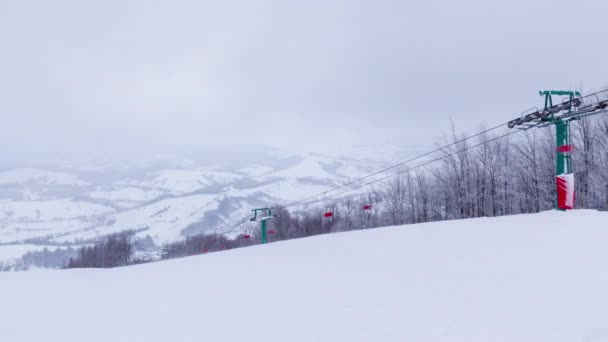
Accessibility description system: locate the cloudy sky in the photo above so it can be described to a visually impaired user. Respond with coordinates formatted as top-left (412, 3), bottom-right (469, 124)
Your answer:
top-left (1, 0), bottom-right (606, 162)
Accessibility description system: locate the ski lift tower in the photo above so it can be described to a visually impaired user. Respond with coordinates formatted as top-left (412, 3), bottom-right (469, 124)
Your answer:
top-left (543, 90), bottom-right (579, 210)
top-left (250, 207), bottom-right (277, 244)
top-left (508, 90), bottom-right (608, 210)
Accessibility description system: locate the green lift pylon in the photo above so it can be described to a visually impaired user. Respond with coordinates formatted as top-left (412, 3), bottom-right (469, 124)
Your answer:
top-left (539, 90), bottom-right (579, 210)
top-left (250, 207), bottom-right (276, 244)
top-left (508, 89), bottom-right (608, 211)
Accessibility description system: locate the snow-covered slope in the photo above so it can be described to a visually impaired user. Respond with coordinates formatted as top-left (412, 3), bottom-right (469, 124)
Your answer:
top-left (56, 194), bottom-right (225, 244)
top-left (0, 199), bottom-right (114, 222)
top-left (119, 169), bottom-right (243, 194)
top-left (88, 186), bottom-right (165, 203)
top-left (1, 210), bottom-right (608, 342)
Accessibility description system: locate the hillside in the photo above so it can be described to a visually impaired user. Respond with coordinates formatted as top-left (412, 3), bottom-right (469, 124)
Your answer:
top-left (1, 210), bottom-right (607, 341)
top-left (0, 151), bottom-right (385, 266)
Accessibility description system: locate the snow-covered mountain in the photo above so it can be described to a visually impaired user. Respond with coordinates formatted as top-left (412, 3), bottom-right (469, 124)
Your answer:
top-left (0, 150), bottom-right (387, 266)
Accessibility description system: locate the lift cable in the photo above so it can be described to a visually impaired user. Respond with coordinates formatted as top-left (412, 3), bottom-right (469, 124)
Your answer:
top-left (221, 127), bottom-right (522, 237)
top-left (283, 122), bottom-right (506, 209)
top-left (282, 88), bottom-right (608, 210)
top-left (286, 129), bottom-right (522, 209)
top-left (219, 88), bottom-right (608, 236)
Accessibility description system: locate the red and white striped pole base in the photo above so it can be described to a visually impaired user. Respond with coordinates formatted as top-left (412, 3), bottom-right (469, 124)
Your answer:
top-left (556, 173), bottom-right (575, 210)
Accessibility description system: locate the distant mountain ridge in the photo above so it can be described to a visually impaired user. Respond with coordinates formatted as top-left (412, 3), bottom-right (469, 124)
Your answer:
top-left (0, 149), bottom-right (391, 266)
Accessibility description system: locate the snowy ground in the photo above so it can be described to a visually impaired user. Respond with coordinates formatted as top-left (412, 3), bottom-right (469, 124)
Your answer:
top-left (1, 210), bottom-right (608, 342)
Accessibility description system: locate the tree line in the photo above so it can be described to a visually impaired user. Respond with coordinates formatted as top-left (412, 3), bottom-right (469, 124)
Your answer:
top-left (150, 114), bottom-right (608, 260)
top-left (65, 231), bottom-right (136, 268)
top-left (161, 233), bottom-right (249, 259)
top-left (238, 114), bottom-right (608, 243)
top-left (8, 113), bottom-right (608, 268)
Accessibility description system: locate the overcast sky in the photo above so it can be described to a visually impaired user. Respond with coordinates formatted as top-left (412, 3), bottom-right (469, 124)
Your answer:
top-left (1, 0), bottom-right (607, 163)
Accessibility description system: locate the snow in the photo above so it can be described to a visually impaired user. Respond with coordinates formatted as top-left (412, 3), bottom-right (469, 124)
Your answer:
top-left (0, 155), bottom-right (380, 252)
top-left (0, 199), bottom-right (114, 244)
top-left (227, 178), bottom-right (335, 202)
top-left (121, 169), bottom-right (242, 194)
top-left (0, 199), bottom-right (114, 222)
top-left (2, 210), bottom-right (608, 341)
top-left (269, 156), bottom-right (336, 179)
top-left (0, 168), bottom-right (89, 186)
top-left (59, 194), bottom-right (224, 244)
top-left (0, 218), bottom-right (95, 243)
top-left (89, 186), bottom-right (165, 203)
top-left (333, 163), bottom-right (374, 178)
top-left (267, 154), bottom-right (375, 182)
top-left (237, 165), bottom-right (275, 176)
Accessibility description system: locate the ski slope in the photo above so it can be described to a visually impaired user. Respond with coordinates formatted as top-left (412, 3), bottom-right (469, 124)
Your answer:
top-left (2, 210), bottom-right (608, 342)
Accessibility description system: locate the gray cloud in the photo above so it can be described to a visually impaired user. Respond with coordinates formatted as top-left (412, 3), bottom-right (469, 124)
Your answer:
top-left (1, 0), bottom-right (607, 162)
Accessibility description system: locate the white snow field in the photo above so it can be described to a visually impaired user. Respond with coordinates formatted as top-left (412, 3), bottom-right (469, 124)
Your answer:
top-left (2, 210), bottom-right (608, 342)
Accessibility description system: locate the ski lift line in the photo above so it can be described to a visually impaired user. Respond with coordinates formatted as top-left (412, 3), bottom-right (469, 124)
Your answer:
top-left (283, 87), bottom-right (608, 210)
top-left (218, 88), bottom-right (608, 237)
top-left (283, 122), bottom-right (514, 209)
top-left (287, 129), bottom-right (523, 209)
top-left (214, 215), bottom-right (258, 236)
top-left (299, 129), bottom-right (522, 207)
top-left (218, 208), bottom-right (279, 237)
top-left (283, 122), bottom-right (507, 208)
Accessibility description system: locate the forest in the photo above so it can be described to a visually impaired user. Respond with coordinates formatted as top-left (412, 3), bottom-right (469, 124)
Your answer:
top-left (13, 114), bottom-right (608, 268)
top-left (161, 115), bottom-right (608, 258)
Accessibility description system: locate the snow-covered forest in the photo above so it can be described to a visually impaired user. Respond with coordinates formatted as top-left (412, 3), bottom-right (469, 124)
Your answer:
top-left (260, 115), bottom-right (608, 237)
top-left (48, 114), bottom-right (608, 268)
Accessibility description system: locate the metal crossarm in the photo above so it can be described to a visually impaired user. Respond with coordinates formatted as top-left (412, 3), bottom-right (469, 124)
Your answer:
top-left (250, 207), bottom-right (277, 244)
